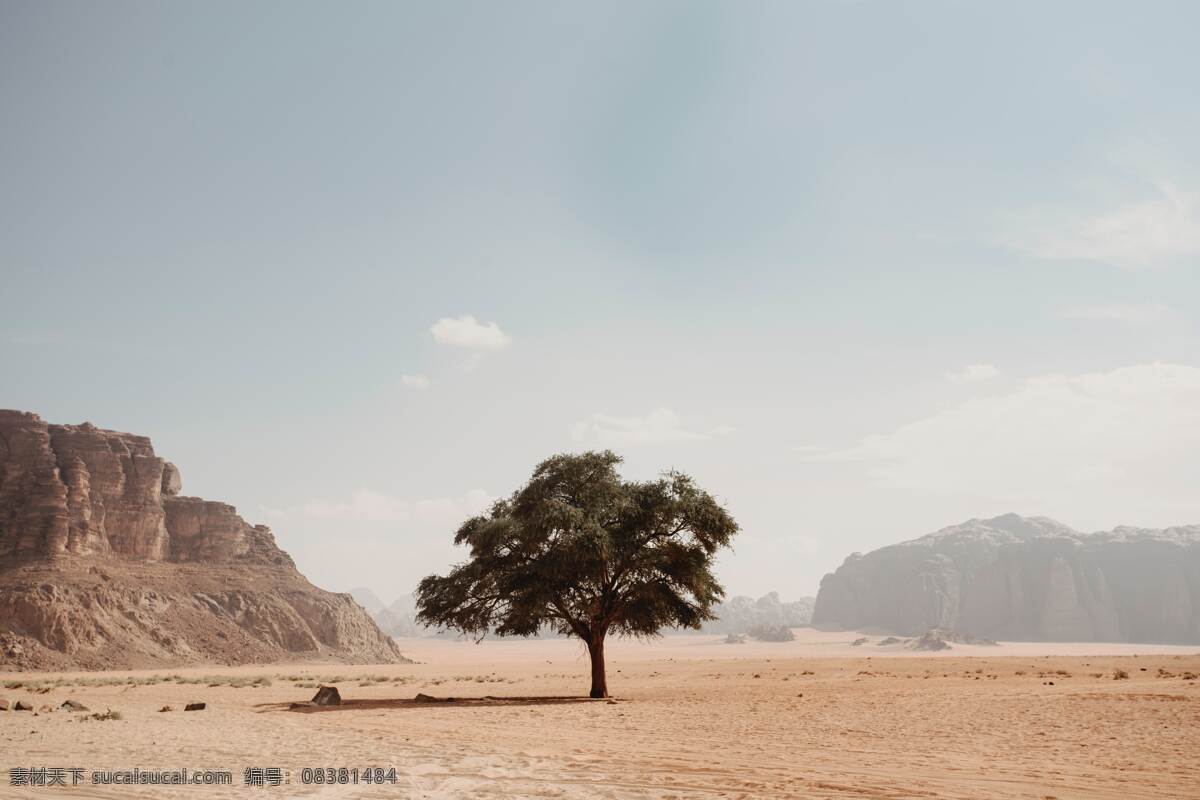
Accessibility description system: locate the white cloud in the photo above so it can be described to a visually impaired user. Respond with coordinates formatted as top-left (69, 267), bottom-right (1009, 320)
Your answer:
top-left (296, 489), bottom-right (409, 522)
top-left (430, 315), bottom-right (512, 350)
top-left (819, 363), bottom-right (1200, 508)
top-left (1059, 303), bottom-right (1173, 324)
top-left (945, 364), bottom-right (1001, 383)
top-left (1008, 181), bottom-right (1200, 268)
top-left (570, 408), bottom-right (733, 448)
top-left (400, 373), bottom-right (431, 389)
top-left (265, 488), bottom-right (495, 526)
top-left (461, 488), bottom-right (496, 515)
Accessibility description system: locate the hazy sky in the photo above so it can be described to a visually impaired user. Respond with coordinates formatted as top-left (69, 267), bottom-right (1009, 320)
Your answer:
top-left (3, 1), bottom-right (1199, 604)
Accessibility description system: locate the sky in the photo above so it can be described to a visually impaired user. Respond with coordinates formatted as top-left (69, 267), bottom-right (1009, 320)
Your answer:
top-left (2, 1), bottom-right (1199, 606)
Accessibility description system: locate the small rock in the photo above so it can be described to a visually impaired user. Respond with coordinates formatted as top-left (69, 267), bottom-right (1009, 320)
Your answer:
top-left (413, 693), bottom-right (456, 703)
top-left (311, 685), bottom-right (341, 706)
top-left (38, 704), bottom-right (54, 713)
top-left (61, 700), bottom-right (89, 712)
top-left (0, 698), bottom-right (10, 711)
top-left (14, 700), bottom-right (33, 711)
top-left (606, 699), bottom-right (617, 705)
top-left (184, 702), bottom-right (206, 711)
top-left (158, 705), bottom-right (173, 712)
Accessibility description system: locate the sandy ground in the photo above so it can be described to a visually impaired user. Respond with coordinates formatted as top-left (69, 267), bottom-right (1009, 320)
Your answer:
top-left (2, 629), bottom-right (1198, 799)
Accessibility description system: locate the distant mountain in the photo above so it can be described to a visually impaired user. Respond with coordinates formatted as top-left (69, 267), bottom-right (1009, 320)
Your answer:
top-left (367, 589), bottom-right (815, 640)
top-left (812, 513), bottom-right (1200, 644)
top-left (348, 587), bottom-right (386, 616)
top-left (373, 593), bottom-right (429, 638)
top-left (699, 592), bottom-right (814, 635)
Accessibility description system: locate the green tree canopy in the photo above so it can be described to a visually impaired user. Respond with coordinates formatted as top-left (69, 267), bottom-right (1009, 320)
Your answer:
top-left (415, 450), bottom-right (739, 697)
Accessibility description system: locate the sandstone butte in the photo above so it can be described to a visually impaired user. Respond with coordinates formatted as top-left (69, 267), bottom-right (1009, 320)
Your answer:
top-left (812, 512), bottom-right (1200, 644)
top-left (0, 410), bottom-right (405, 670)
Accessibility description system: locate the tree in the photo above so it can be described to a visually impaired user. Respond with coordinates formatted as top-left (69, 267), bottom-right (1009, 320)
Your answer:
top-left (415, 451), bottom-right (739, 698)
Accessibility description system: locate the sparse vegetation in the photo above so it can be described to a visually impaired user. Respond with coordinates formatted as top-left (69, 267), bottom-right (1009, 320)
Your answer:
top-left (79, 709), bottom-right (122, 722)
top-left (1112, 669), bottom-right (1130, 680)
top-left (2, 673), bottom-right (288, 691)
top-left (172, 674), bottom-right (275, 688)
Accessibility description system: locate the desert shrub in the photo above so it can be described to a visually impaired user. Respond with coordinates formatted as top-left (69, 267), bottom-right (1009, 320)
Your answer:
top-left (749, 624), bottom-right (795, 642)
top-left (1112, 669), bottom-right (1130, 680)
top-left (81, 709), bottom-right (122, 721)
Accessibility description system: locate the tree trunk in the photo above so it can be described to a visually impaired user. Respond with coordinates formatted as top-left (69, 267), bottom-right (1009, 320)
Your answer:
top-left (586, 632), bottom-right (608, 698)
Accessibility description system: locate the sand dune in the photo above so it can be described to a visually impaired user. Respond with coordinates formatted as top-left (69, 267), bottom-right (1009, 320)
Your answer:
top-left (3, 633), bottom-right (1198, 798)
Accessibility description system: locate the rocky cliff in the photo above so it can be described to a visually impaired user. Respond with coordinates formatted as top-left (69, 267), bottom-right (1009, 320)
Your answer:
top-left (811, 513), bottom-right (1200, 643)
top-left (0, 410), bottom-right (405, 670)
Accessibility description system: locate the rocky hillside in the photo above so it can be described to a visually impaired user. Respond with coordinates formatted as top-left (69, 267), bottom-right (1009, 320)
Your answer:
top-left (812, 513), bottom-right (1200, 644)
top-left (0, 410), bottom-right (405, 670)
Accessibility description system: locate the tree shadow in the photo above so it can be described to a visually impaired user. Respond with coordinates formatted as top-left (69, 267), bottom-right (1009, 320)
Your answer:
top-left (256, 694), bottom-right (613, 714)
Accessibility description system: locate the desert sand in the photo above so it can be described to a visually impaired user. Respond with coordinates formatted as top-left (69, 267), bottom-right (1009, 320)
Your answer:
top-left (3, 630), bottom-right (1198, 799)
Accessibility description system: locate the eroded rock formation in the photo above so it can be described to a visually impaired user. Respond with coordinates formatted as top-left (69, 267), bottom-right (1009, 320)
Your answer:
top-left (0, 410), bottom-right (404, 669)
top-left (812, 513), bottom-right (1200, 644)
